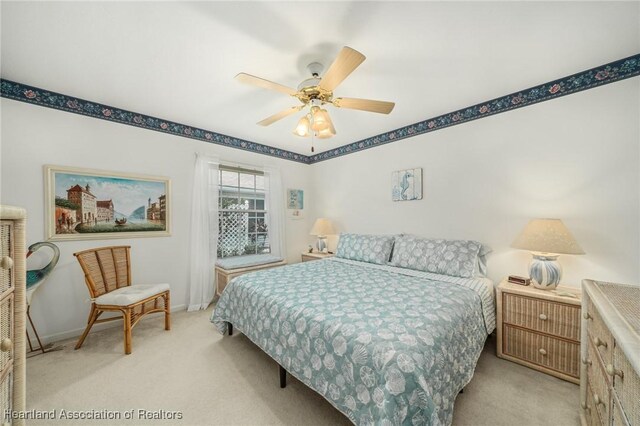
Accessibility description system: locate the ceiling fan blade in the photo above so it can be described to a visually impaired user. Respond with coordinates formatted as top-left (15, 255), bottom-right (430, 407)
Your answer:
top-left (257, 105), bottom-right (304, 126)
top-left (235, 73), bottom-right (298, 96)
top-left (318, 46), bottom-right (366, 92)
top-left (332, 97), bottom-right (395, 114)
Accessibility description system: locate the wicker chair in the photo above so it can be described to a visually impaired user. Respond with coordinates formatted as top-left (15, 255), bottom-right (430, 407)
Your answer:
top-left (73, 245), bottom-right (170, 354)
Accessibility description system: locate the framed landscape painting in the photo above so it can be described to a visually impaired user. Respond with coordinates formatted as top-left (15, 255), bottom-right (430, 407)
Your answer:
top-left (45, 165), bottom-right (171, 241)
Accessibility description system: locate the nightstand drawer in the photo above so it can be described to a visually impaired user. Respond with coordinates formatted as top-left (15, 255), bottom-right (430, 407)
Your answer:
top-left (503, 325), bottom-right (580, 378)
top-left (503, 292), bottom-right (580, 341)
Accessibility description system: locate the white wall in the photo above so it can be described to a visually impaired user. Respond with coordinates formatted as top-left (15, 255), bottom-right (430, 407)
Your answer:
top-left (311, 79), bottom-right (640, 288)
top-left (2, 77), bottom-right (638, 345)
top-left (0, 100), bottom-right (316, 343)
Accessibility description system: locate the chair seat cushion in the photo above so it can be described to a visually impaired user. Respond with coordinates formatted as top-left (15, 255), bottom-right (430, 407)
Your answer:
top-left (95, 283), bottom-right (170, 306)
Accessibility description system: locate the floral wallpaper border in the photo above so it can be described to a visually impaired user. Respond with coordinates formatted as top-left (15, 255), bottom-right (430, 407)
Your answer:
top-left (0, 79), bottom-right (310, 164)
top-left (1, 53), bottom-right (638, 165)
top-left (309, 53), bottom-right (640, 163)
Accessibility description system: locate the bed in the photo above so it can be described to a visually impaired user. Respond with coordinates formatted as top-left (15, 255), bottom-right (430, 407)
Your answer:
top-left (211, 237), bottom-right (495, 426)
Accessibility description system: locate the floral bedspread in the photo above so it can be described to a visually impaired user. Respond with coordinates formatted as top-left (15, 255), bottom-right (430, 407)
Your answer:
top-left (211, 258), bottom-right (493, 425)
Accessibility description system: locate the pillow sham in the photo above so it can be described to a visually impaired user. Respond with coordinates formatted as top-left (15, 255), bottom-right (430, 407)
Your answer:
top-left (335, 233), bottom-right (395, 265)
top-left (475, 244), bottom-right (492, 276)
top-left (390, 235), bottom-right (483, 278)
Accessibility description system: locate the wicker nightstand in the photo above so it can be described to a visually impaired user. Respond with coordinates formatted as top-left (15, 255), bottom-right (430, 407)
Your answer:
top-left (497, 279), bottom-right (582, 384)
top-left (301, 252), bottom-right (334, 262)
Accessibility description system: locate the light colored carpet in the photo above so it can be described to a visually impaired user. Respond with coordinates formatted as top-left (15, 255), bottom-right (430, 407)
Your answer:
top-left (26, 308), bottom-right (580, 425)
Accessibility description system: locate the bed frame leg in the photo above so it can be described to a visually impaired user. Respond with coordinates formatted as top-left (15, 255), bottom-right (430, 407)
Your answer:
top-left (279, 365), bottom-right (286, 388)
top-left (227, 322), bottom-right (233, 336)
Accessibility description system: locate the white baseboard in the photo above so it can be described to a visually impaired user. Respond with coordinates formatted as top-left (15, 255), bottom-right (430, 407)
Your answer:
top-left (29, 304), bottom-right (187, 347)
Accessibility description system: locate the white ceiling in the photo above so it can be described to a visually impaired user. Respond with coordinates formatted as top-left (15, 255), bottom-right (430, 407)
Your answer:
top-left (2, 2), bottom-right (638, 155)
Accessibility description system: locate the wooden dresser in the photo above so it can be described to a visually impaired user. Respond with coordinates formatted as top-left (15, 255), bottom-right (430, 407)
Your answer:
top-left (1, 206), bottom-right (26, 426)
top-left (581, 279), bottom-right (639, 426)
top-left (497, 280), bottom-right (582, 384)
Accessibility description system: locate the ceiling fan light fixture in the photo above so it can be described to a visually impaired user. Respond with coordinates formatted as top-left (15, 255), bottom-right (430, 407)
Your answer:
top-left (315, 114), bottom-right (336, 139)
top-left (293, 115), bottom-right (311, 137)
top-left (236, 46), bottom-right (394, 143)
top-left (310, 107), bottom-right (331, 132)
top-left (315, 126), bottom-right (335, 139)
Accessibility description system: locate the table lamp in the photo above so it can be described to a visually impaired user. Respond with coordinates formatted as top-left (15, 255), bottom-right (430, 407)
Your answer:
top-left (511, 218), bottom-right (585, 290)
top-left (309, 218), bottom-right (336, 252)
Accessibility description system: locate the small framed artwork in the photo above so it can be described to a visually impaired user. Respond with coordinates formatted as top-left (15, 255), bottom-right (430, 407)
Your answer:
top-left (45, 165), bottom-right (171, 241)
top-left (392, 168), bottom-right (423, 201)
top-left (286, 188), bottom-right (304, 219)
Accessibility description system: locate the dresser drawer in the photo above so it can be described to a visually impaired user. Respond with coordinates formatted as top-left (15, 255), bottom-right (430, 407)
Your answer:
top-left (0, 294), bottom-right (13, 376)
top-left (1, 369), bottom-right (12, 421)
top-left (588, 378), bottom-right (610, 426)
top-left (613, 344), bottom-right (639, 426)
top-left (587, 339), bottom-right (611, 425)
top-left (0, 221), bottom-right (13, 298)
top-left (584, 380), bottom-right (603, 426)
top-left (586, 299), bottom-right (614, 365)
top-left (502, 293), bottom-right (580, 341)
top-left (502, 325), bottom-right (580, 378)
top-left (612, 393), bottom-right (630, 426)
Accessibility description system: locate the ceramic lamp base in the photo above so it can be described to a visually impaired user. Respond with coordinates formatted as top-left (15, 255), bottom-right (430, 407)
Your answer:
top-left (529, 253), bottom-right (562, 290)
top-left (316, 237), bottom-right (327, 252)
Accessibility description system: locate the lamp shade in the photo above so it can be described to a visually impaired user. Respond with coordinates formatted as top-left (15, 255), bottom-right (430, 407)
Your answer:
top-left (293, 115), bottom-right (311, 137)
top-left (310, 218), bottom-right (336, 236)
top-left (315, 112), bottom-right (336, 139)
top-left (511, 219), bottom-right (585, 255)
top-left (315, 127), bottom-right (335, 139)
top-left (311, 107), bottom-right (331, 132)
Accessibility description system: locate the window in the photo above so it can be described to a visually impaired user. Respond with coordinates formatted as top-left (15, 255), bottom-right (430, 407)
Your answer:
top-left (217, 166), bottom-right (269, 258)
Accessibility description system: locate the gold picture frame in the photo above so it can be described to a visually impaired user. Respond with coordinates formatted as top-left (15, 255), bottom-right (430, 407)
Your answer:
top-left (44, 165), bottom-right (171, 241)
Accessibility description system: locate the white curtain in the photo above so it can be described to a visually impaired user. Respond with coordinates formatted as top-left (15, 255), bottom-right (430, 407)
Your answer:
top-left (188, 154), bottom-right (219, 311)
top-left (264, 166), bottom-right (287, 260)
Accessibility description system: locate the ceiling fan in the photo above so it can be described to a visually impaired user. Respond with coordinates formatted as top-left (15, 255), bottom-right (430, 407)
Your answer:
top-left (235, 46), bottom-right (395, 148)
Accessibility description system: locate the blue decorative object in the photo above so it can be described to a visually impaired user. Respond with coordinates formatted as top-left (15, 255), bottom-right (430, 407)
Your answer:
top-left (529, 254), bottom-right (562, 290)
top-left (316, 238), bottom-right (327, 252)
top-left (26, 242), bottom-right (60, 301)
top-left (2, 53), bottom-right (638, 164)
top-left (511, 218), bottom-right (585, 291)
top-left (26, 241), bottom-right (60, 354)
